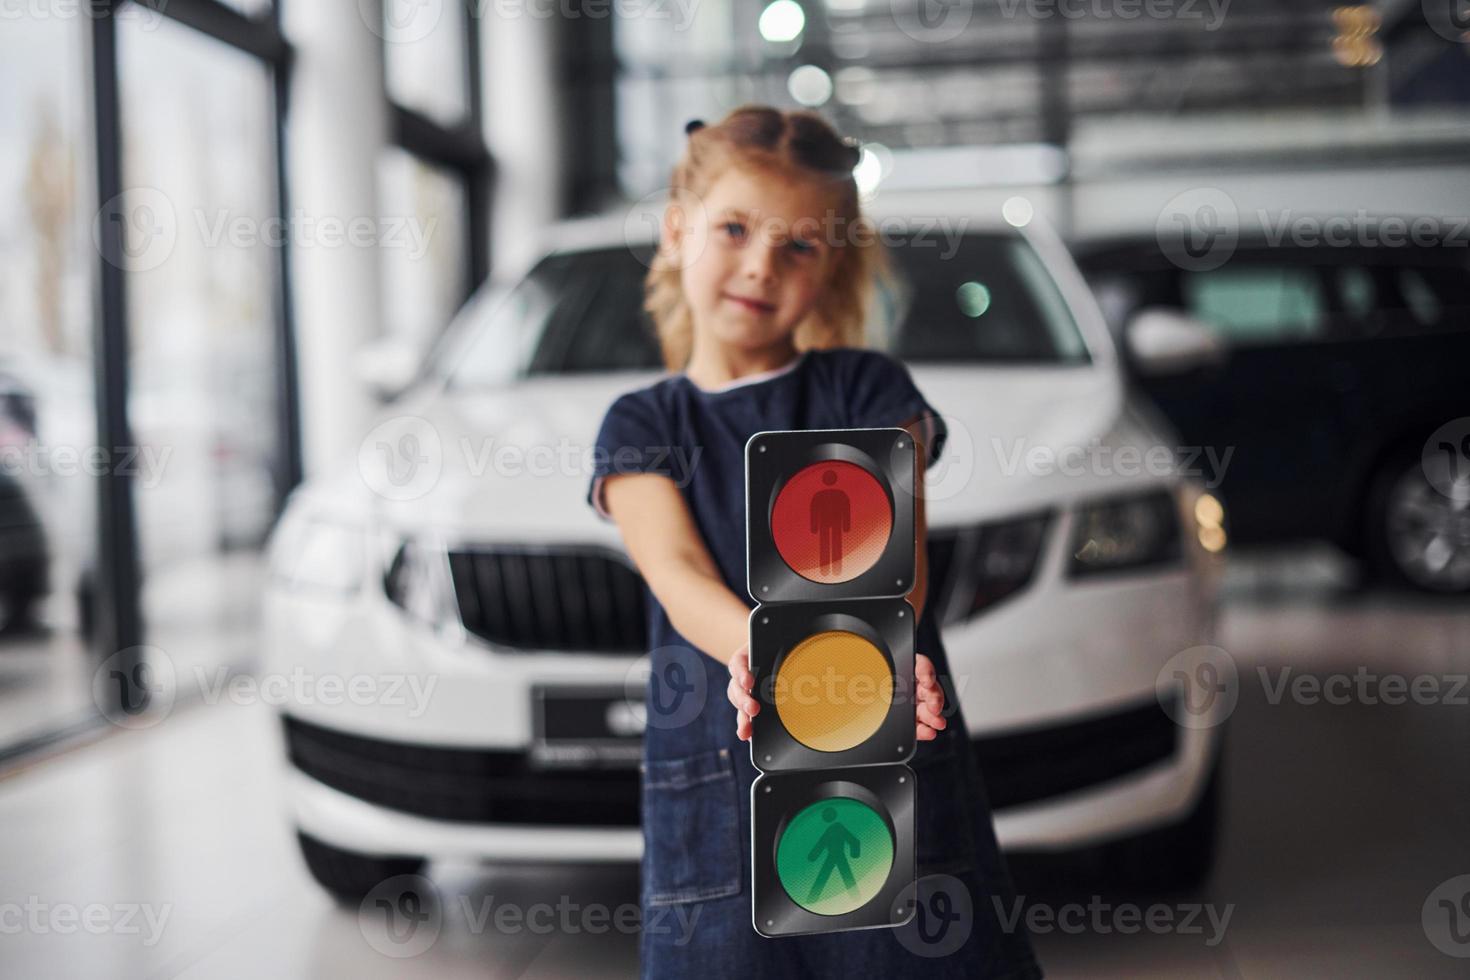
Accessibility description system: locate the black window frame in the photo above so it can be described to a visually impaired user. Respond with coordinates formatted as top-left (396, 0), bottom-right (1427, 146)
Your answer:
top-left (86, 0), bottom-right (297, 722)
top-left (382, 1), bottom-right (494, 303)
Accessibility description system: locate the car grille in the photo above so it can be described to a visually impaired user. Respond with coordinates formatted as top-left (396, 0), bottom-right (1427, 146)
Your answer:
top-left (447, 544), bottom-right (650, 653)
top-left (446, 519), bottom-right (1047, 654)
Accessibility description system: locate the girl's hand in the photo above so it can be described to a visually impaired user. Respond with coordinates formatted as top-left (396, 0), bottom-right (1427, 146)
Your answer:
top-left (915, 653), bottom-right (948, 741)
top-left (728, 645), bottom-right (759, 741)
top-left (730, 646), bottom-right (949, 743)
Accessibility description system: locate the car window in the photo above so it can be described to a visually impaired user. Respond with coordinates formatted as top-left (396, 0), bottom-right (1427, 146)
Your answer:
top-left (1181, 266), bottom-right (1326, 344)
top-left (1392, 264), bottom-right (1470, 327)
top-left (448, 232), bottom-right (1093, 383)
top-left (1397, 267), bottom-right (1443, 325)
top-left (526, 247), bottom-right (662, 375)
top-left (1328, 261), bottom-right (1470, 336)
top-left (879, 234), bottom-right (1091, 364)
top-left (447, 259), bottom-right (569, 388)
top-left (1334, 266), bottom-right (1376, 319)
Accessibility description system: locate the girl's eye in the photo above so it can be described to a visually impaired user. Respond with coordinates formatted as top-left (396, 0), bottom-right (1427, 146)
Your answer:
top-left (722, 221), bottom-right (746, 239)
top-left (790, 240), bottom-right (816, 256)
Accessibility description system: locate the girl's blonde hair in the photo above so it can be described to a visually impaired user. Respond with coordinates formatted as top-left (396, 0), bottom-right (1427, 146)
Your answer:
top-left (645, 105), bottom-right (887, 372)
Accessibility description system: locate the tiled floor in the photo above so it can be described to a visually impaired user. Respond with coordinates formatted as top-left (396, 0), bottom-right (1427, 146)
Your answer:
top-left (1, 552), bottom-right (1467, 978)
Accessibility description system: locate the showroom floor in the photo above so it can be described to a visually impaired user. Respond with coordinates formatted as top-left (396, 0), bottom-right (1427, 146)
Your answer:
top-left (0, 553), bottom-right (264, 750)
top-left (2, 551), bottom-right (1467, 979)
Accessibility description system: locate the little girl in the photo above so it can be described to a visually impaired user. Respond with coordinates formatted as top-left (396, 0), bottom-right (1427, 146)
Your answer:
top-left (587, 105), bottom-right (1042, 979)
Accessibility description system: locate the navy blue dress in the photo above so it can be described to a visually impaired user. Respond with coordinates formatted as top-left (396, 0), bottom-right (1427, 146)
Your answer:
top-left (586, 347), bottom-right (1043, 979)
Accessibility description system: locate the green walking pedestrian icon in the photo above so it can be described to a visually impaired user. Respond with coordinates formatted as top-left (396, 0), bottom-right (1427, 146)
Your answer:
top-left (806, 807), bottom-right (861, 903)
top-left (776, 797), bottom-right (895, 916)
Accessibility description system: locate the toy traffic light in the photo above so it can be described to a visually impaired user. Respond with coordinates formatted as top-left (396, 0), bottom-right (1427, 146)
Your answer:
top-left (745, 428), bottom-right (918, 938)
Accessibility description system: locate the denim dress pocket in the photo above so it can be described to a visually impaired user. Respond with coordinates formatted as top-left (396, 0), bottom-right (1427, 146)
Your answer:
top-left (640, 747), bottom-right (743, 907)
top-left (911, 726), bottom-right (979, 874)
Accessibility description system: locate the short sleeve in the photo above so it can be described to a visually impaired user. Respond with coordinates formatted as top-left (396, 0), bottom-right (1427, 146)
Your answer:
top-left (585, 390), bottom-right (680, 521)
top-left (844, 350), bottom-right (948, 467)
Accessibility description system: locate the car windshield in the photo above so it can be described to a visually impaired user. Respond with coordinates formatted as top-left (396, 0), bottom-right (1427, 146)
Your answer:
top-left (445, 230), bottom-right (1090, 387)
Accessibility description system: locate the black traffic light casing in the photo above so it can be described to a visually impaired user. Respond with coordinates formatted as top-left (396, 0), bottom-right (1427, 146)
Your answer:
top-left (746, 428), bottom-right (917, 603)
top-left (745, 427), bottom-right (919, 939)
top-left (752, 766), bottom-right (916, 937)
top-left (748, 598), bottom-right (916, 772)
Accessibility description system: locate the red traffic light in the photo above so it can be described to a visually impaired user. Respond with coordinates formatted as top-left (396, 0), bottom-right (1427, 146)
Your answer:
top-left (771, 460), bottom-right (893, 584)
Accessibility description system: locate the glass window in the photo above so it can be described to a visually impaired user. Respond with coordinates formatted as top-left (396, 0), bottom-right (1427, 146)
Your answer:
top-left (0, 12), bottom-right (101, 745)
top-left (382, 0), bottom-right (470, 125)
top-left (448, 248), bottom-right (661, 388)
top-left (1181, 266), bottom-right (1326, 344)
top-left (444, 232), bottom-right (1093, 384)
top-left (1334, 266), bottom-right (1376, 319)
top-left (1397, 267), bottom-right (1444, 326)
top-left (1376, 264), bottom-right (1470, 332)
top-left (882, 234), bottom-right (1091, 364)
top-left (119, 15), bottom-right (280, 669)
top-left (525, 249), bottom-right (662, 376)
top-left (377, 148), bottom-right (470, 357)
top-left (613, 0), bottom-right (740, 198)
top-left (438, 278), bottom-right (552, 390)
top-left (1323, 260), bottom-right (1470, 336)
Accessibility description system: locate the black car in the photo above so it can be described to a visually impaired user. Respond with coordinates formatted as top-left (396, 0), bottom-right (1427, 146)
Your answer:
top-left (1076, 236), bottom-right (1470, 594)
top-left (0, 370), bottom-right (48, 631)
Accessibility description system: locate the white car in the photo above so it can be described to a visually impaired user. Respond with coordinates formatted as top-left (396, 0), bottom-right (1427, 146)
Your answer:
top-left (264, 195), bottom-right (1228, 900)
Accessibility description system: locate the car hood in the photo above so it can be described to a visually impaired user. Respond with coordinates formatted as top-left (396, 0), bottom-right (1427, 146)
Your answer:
top-left (311, 363), bottom-right (1174, 542)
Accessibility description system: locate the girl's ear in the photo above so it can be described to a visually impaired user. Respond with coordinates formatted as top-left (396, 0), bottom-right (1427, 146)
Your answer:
top-left (659, 202), bottom-right (686, 261)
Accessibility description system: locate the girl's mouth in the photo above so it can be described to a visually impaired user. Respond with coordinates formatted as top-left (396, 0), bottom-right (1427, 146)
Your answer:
top-left (724, 293), bottom-right (775, 314)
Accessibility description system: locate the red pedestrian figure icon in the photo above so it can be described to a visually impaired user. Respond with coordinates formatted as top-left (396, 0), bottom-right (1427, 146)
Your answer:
top-left (770, 458), bottom-right (891, 584)
top-left (810, 469), bottom-right (851, 576)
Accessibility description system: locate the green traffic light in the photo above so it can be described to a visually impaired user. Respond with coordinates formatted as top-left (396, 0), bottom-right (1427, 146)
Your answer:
top-left (775, 797), bottom-right (894, 915)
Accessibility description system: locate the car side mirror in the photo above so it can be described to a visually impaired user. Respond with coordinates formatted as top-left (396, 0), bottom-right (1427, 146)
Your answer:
top-left (355, 336), bottom-right (421, 402)
top-left (1125, 307), bottom-right (1227, 376)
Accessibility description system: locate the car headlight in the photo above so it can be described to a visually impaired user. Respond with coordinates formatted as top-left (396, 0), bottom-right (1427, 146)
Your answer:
top-left (964, 511), bottom-right (1052, 619)
top-left (383, 536), bottom-right (462, 636)
top-left (268, 515), bottom-right (364, 595)
top-left (1068, 489), bottom-right (1182, 577)
top-left (1194, 491), bottom-right (1228, 554)
top-left (931, 511), bottom-right (1052, 625)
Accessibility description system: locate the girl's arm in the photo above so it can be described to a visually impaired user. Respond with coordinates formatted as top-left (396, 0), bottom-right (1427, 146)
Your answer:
top-left (606, 420), bottom-right (945, 741)
top-left (602, 472), bottom-right (750, 668)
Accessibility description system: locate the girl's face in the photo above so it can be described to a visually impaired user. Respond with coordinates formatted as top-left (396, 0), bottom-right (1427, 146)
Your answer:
top-left (663, 165), bottom-right (837, 358)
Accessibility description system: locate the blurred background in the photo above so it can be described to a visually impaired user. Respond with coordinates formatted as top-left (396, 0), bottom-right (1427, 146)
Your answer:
top-left (2, 0), bottom-right (1468, 977)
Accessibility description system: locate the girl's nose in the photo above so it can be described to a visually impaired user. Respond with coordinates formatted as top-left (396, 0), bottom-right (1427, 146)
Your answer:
top-left (743, 243), bottom-right (778, 283)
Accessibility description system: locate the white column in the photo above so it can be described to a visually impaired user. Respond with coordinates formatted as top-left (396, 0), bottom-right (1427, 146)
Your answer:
top-left (481, 7), bottom-right (567, 283)
top-left (282, 0), bottom-right (390, 480)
